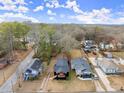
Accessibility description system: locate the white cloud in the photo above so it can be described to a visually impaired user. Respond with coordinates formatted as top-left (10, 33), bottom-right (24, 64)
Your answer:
top-left (33, 6), bottom-right (44, 12)
top-left (108, 16), bottom-right (124, 24)
top-left (65, 0), bottom-right (83, 14)
top-left (29, 1), bottom-right (33, 4)
top-left (47, 10), bottom-right (56, 16)
top-left (0, 4), bottom-right (17, 11)
top-left (0, 0), bottom-right (14, 5)
top-left (0, 0), bottom-right (28, 12)
top-left (0, 0), bottom-right (27, 5)
top-left (46, 3), bottom-right (54, 8)
top-left (0, 18), bottom-right (4, 22)
top-left (0, 5), bottom-right (29, 13)
top-left (69, 8), bottom-right (124, 24)
top-left (0, 0), bottom-right (16, 11)
top-left (45, 0), bottom-right (83, 14)
top-left (0, 13), bottom-right (40, 23)
top-left (15, 0), bottom-right (27, 5)
top-left (49, 17), bottom-right (55, 20)
top-left (45, 0), bottom-right (64, 8)
top-left (60, 14), bottom-right (65, 18)
top-left (18, 5), bottom-right (29, 13)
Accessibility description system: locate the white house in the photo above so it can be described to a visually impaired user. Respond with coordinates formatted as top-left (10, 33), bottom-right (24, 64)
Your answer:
top-left (97, 58), bottom-right (119, 74)
top-left (71, 58), bottom-right (92, 78)
top-left (99, 42), bottom-right (115, 50)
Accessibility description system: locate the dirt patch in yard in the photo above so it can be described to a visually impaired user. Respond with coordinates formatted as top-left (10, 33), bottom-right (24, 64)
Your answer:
top-left (108, 75), bottom-right (124, 91)
top-left (0, 48), bottom-right (32, 86)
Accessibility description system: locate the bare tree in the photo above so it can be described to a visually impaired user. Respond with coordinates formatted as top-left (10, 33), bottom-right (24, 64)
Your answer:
top-left (59, 35), bottom-right (80, 52)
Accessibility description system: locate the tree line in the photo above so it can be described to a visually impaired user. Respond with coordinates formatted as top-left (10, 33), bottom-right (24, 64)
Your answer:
top-left (0, 22), bottom-right (30, 58)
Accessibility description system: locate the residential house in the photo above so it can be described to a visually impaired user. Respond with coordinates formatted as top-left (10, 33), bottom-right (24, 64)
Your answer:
top-left (24, 58), bottom-right (43, 80)
top-left (97, 58), bottom-right (120, 74)
top-left (83, 40), bottom-right (93, 47)
top-left (54, 58), bottom-right (70, 79)
top-left (83, 40), bottom-right (98, 52)
top-left (99, 42), bottom-right (115, 50)
top-left (71, 58), bottom-right (92, 78)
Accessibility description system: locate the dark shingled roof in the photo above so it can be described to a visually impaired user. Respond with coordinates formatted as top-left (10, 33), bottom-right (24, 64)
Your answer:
top-left (54, 58), bottom-right (69, 73)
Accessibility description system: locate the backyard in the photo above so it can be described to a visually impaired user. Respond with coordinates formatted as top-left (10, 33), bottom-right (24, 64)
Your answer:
top-left (46, 72), bottom-right (96, 92)
top-left (108, 75), bottom-right (124, 90)
top-left (0, 48), bottom-right (32, 86)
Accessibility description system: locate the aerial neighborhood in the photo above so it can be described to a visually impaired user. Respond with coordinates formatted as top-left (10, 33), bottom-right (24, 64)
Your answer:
top-left (0, 22), bottom-right (124, 93)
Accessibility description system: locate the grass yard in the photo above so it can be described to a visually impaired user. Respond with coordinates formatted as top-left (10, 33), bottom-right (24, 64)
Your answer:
top-left (70, 49), bottom-right (86, 59)
top-left (14, 79), bottom-right (42, 93)
top-left (46, 71), bottom-right (96, 92)
top-left (0, 48), bottom-right (32, 86)
top-left (112, 52), bottom-right (124, 59)
top-left (45, 49), bottom-right (96, 92)
top-left (13, 69), bottom-right (48, 93)
top-left (108, 75), bottom-right (124, 91)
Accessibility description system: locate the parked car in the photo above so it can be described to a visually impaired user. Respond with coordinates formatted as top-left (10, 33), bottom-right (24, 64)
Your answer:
top-left (84, 46), bottom-right (92, 52)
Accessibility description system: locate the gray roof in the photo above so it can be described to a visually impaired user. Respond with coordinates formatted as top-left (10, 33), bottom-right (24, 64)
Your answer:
top-left (98, 58), bottom-right (118, 69)
top-left (30, 59), bottom-right (42, 71)
top-left (54, 58), bottom-right (69, 73)
top-left (71, 58), bottom-right (91, 74)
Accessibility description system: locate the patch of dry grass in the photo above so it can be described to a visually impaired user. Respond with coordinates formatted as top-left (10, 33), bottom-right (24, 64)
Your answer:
top-left (0, 48), bottom-right (32, 86)
top-left (112, 52), bottom-right (124, 59)
top-left (70, 49), bottom-right (83, 59)
top-left (108, 75), bottom-right (124, 90)
top-left (46, 73), bottom-right (96, 92)
top-left (46, 50), bottom-right (96, 92)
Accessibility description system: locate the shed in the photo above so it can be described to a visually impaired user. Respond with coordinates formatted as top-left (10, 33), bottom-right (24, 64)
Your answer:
top-left (54, 58), bottom-right (69, 79)
top-left (71, 58), bottom-right (92, 78)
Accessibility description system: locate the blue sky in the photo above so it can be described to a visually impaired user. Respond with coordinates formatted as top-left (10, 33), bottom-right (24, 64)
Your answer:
top-left (0, 0), bottom-right (124, 24)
